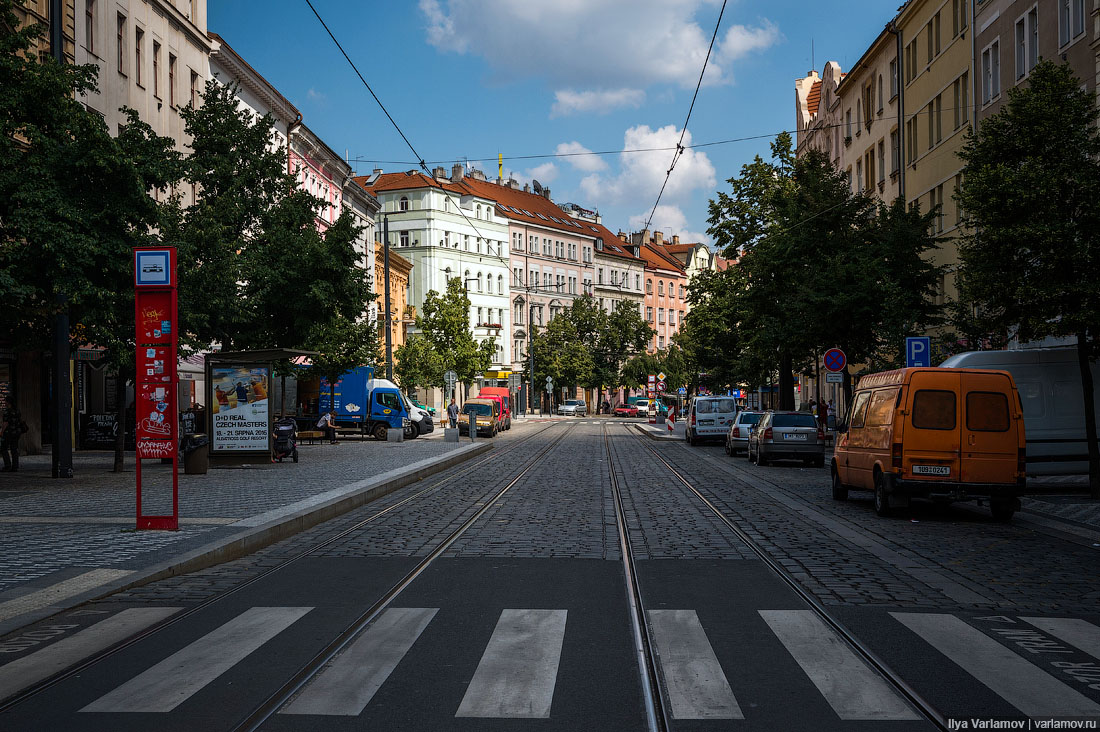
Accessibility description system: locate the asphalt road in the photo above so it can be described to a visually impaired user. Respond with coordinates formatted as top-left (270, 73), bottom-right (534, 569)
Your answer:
top-left (1, 420), bottom-right (1098, 731)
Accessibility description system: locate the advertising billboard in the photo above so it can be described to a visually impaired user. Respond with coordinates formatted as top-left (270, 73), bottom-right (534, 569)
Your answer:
top-left (210, 366), bottom-right (270, 452)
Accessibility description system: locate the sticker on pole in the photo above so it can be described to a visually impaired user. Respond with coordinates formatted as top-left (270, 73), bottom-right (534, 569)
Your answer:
top-left (823, 348), bottom-right (847, 372)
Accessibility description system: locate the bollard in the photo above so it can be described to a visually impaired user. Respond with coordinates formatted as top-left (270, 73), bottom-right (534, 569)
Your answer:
top-left (444, 428), bottom-right (460, 443)
top-left (386, 428), bottom-right (404, 442)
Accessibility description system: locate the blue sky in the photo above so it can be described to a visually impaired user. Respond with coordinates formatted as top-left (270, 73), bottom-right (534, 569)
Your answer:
top-left (209, 1), bottom-right (895, 247)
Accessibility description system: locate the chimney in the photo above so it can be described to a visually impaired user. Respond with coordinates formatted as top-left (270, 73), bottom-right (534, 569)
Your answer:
top-left (618, 231), bottom-right (628, 242)
top-left (433, 166), bottom-right (446, 179)
top-left (542, 187), bottom-right (551, 200)
top-left (508, 178), bottom-right (520, 190)
top-left (451, 163), bottom-right (464, 181)
top-left (672, 235), bottom-right (680, 245)
top-left (523, 183), bottom-right (530, 193)
top-left (654, 231), bottom-right (663, 245)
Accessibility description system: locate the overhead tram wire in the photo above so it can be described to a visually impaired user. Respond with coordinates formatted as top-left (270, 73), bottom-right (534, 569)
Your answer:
top-left (642, 0), bottom-right (728, 234)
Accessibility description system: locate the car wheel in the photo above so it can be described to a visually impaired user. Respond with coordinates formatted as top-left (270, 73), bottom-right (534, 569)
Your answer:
top-left (404, 423), bottom-right (418, 440)
top-left (755, 446), bottom-right (768, 466)
top-left (746, 442), bottom-right (754, 461)
top-left (990, 500), bottom-right (1015, 522)
top-left (724, 440), bottom-right (732, 456)
top-left (831, 470), bottom-right (848, 501)
top-left (873, 469), bottom-right (893, 517)
top-left (373, 423), bottom-right (388, 441)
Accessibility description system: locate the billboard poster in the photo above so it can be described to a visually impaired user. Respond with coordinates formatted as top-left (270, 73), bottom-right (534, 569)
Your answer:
top-left (210, 366), bottom-right (270, 452)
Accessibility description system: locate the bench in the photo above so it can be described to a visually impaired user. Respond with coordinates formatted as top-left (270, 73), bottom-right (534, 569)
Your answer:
top-left (297, 430), bottom-right (324, 444)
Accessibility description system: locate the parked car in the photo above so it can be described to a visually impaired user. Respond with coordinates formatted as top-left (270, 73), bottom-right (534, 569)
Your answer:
top-left (747, 411), bottom-right (825, 467)
top-left (410, 398), bottom-right (436, 417)
top-left (831, 367), bottom-right (1026, 520)
top-left (613, 404), bottom-right (639, 417)
top-left (478, 393), bottom-right (511, 430)
top-left (685, 396), bottom-right (739, 445)
top-left (457, 398), bottom-right (501, 437)
top-left (557, 399), bottom-right (586, 416)
top-left (725, 411), bottom-right (763, 455)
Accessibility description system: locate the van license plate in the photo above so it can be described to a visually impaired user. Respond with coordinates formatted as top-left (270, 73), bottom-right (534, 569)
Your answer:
top-left (913, 465), bottom-right (950, 476)
top-left (783, 433), bottom-right (808, 440)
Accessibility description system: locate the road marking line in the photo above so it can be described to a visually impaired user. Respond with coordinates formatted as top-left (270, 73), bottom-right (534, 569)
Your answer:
top-left (282, 607), bottom-right (437, 716)
top-left (455, 609), bottom-right (567, 718)
top-left (0, 607), bottom-right (181, 700)
top-left (81, 606), bottom-right (312, 713)
top-left (647, 609), bottom-right (742, 719)
top-left (759, 610), bottom-right (917, 720)
top-left (0, 569), bottom-right (133, 623)
top-left (1020, 617), bottom-right (1100, 660)
top-left (892, 612), bottom-right (1100, 717)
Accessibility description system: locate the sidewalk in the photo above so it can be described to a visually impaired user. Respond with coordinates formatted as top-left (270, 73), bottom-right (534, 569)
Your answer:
top-left (0, 437), bottom-right (491, 636)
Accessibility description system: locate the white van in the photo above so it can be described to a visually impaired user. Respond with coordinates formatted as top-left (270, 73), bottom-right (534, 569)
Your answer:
top-left (635, 399), bottom-right (651, 417)
top-left (685, 396), bottom-right (740, 446)
top-left (940, 347), bottom-right (1100, 475)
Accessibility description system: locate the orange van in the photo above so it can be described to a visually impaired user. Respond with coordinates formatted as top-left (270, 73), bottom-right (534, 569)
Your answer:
top-left (831, 367), bottom-right (1026, 521)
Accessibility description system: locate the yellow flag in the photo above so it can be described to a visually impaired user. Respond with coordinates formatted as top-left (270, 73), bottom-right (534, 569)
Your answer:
top-left (498, 153), bottom-right (503, 179)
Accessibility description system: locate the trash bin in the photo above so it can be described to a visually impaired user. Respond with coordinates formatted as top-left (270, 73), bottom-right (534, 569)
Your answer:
top-left (182, 434), bottom-right (209, 474)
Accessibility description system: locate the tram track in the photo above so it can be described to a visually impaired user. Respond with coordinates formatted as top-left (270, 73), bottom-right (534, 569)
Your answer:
top-left (612, 421), bottom-right (949, 731)
top-left (0, 420), bottom-right (565, 715)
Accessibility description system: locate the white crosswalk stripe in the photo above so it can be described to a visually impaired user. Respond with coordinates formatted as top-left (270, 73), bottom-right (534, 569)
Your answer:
top-left (1020, 617), bottom-right (1100, 661)
top-left (81, 606), bottom-right (312, 713)
top-left (455, 609), bottom-right (567, 718)
top-left (282, 607), bottom-right (437, 716)
top-left (892, 612), bottom-right (1100, 717)
top-left (648, 609), bottom-right (742, 719)
top-left (760, 610), bottom-right (918, 720)
top-left (0, 607), bottom-right (181, 701)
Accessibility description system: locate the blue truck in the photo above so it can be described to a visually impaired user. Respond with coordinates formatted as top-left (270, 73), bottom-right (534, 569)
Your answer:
top-left (319, 367), bottom-right (418, 440)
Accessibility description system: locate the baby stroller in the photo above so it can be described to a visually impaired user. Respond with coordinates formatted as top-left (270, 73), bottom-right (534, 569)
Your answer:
top-left (272, 417), bottom-right (298, 463)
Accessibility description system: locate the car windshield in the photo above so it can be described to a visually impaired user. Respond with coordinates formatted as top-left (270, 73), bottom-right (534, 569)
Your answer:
top-left (738, 413), bottom-right (762, 425)
top-left (772, 414), bottom-right (818, 428)
top-left (466, 404), bottom-right (492, 416)
top-left (564, 400), bottom-right (580, 406)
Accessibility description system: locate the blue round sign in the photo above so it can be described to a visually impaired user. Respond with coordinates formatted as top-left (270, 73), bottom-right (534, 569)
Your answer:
top-left (823, 348), bottom-right (847, 372)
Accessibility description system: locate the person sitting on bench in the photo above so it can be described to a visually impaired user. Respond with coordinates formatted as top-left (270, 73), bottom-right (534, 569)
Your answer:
top-left (316, 410), bottom-right (338, 444)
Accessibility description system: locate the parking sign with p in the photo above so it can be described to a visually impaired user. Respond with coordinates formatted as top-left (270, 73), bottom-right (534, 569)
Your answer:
top-left (906, 336), bottom-right (931, 367)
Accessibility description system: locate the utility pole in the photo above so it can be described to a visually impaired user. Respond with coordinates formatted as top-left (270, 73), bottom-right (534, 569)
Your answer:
top-left (50, 0), bottom-right (73, 479)
top-left (528, 303), bottom-right (536, 415)
top-left (383, 214), bottom-right (393, 381)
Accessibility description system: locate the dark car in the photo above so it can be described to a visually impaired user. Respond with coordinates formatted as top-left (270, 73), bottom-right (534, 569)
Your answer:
top-left (747, 411), bottom-right (825, 467)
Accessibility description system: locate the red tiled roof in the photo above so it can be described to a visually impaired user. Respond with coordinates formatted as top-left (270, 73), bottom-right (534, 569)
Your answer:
top-left (638, 242), bottom-right (687, 273)
top-left (582, 222), bottom-right (644, 263)
top-left (461, 177), bottom-right (597, 238)
top-left (807, 80), bottom-right (823, 116)
top-left (354, 171), bottom-right (470, 197)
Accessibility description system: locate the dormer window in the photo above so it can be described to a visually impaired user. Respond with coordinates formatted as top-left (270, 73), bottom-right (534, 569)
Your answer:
top-left (596, 240), bottom-right (604, 251)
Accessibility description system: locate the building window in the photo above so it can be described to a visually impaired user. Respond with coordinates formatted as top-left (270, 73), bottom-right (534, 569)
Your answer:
top-left (845, 108), bottom-right (852, 138)
top-left (934, 184), bottom-right (945, 233)
top-left (646, 279), bottom-right (653, 294)
top-left (889, 58), bottom-right (898, 99)
top-left (679, 285), bottom-right (686, 299)
top-left (152, 41), bottom-right (160, 97)
top-left (399, 231), bottom-right (409, 247)
top-left (399, 196), bottom-right (409, 212)
top-left (646, 307), bottom-right (653, 322)
top-left (890, 129), bottom-right (900, 173)
top-left (190, 70), bottom-right (198, 107)
top-left (134, 27), bottom-right (143, 86)
top-left (877, 74), bottom-right (883, 113)
top-left (953, 72), bottom-right (969, 129)
top-left (981, 40), bottom-right (1000, 104)
top-left (168, 54), bottom-right (176, 106)
top-left (926, 14), bottom-right (940, 61)
top-left (116, 13), bottom-right (126, 73)
top-left (1060, 0), bottom-right (1085, 47)
top-left (1015, 8), bottom-right (1039, 80)
top-left (635, 274), bottom-right (640, 290)
top-left (498, 274), bottom-right (504, 294)
top-left (85, 0), bottom-right (95, 54)
top-left (856, 159), bottom-right (863, 192)
top-left (856, 99), bottom-right (862, 135)
top-left (952, 0), bottom-right (967, 36)
top-left (954, 173), bottom-right (964, 224)
top-left (877, 140), bottom-right (885, 184)
top-left (658, 308), bottom-right (665, 324)
top-left (904, 41), bottom-right (917, 83)
top-left (658, 281), bottom-right (664, 296)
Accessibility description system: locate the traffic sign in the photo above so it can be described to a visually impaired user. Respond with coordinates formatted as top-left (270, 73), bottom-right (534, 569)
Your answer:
top-left (823, 348), bottom-right (847, 372)
top-left (825, 372), bottom-right (843, 383)
top-left (906, 336), bottom-right (931, 367)
top-left (546, 376), bottom-right (553, 384)
top-left (656, 381), bottom-right (666, 392)
top-left (657, 372), bottom-right (666, 382)
top-left (647, 374), bottom-right (656, 384)
top-left (678, 387), bottom-right (687, 395)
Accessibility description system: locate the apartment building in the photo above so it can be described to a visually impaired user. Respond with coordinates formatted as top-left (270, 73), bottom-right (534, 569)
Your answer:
top-left (632, 236), bottom-right (689, 353)
top-left (975, 0), bottom-right (1096, 125)
top-left (356, 167), bottom-right (512, 384)
top-left (896, 0), bottom-right (973, 305)
top-left (591, 225), bottom-right (646, 318)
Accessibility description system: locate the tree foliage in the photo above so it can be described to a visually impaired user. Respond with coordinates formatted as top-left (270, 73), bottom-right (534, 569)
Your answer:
top-left (413, 278), bottom-right (495, 385)
top-left (394, 334), bottom-right (444, 391)
top-left (955, 60), bottom-right (1100, 496)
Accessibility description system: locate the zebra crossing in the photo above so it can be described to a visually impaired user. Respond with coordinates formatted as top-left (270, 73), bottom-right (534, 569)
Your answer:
top-left (3, 605), bottom-right (1100, 721)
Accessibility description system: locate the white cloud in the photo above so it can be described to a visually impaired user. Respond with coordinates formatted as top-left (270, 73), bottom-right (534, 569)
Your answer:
top-left (419, 1), bottom-right (780, 109)
top-left (551, 88), bottom-right (645, 117)
top-left (525, 162), bottom-right (558, 184)
top-left (555, 141), bottom-right (608, 172)
top-left (579, 124), bottom-right (716, 207)
top-left (628, 204), bottom-right (710, 245)
top-left (306, 88), bottom-right (326, 102)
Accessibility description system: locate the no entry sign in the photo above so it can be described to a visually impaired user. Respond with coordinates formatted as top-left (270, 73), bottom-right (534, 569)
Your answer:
top-left (823, 348), bottom-right (847, 373)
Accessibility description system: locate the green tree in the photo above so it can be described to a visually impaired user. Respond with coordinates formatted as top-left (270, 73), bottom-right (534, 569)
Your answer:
top-left (416, 278), bottom-right (495, 388)
top-left (394, 334), bottom-right (444, 393)
top-left (956, 60), bottom-right (1100, 497)
top-left (305, 316), bottom-right (379, 410)
top-left (530, 313), bottom-right (593, 392)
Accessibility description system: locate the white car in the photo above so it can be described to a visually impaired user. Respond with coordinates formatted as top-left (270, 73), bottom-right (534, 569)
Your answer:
top-left (557, 399), bottom-right (586, 416)
top-left (634, 399), bottom-right (651, 417)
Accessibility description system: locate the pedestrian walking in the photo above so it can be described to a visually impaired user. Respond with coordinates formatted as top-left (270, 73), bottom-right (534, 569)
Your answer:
top-left (822, 400), bottom-right (833, 430)
top-left (447, 398), bottom-right (459, 428)
top-left (317, 410), bottom-right (338, 444)
top-left (1, 408), bottom-right (27, 472)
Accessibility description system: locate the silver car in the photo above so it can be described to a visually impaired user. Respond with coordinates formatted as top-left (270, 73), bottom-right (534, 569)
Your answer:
top-left (724, 411), bottom-right (762, 456)
top-left (557, 399), bottom-right (586, 416)
top-left (747, 411), bottom-right (825, 467)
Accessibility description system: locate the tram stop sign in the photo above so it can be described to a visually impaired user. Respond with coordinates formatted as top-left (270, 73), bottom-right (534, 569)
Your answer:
top-left (823, 348), bottom-right (847, 372)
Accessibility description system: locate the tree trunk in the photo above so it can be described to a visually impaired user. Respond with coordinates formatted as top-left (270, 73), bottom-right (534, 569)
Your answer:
top-left (112, 374), bottom-right (126, 472)
top-left (779, 353), bottom-right (795, 410)
top-left (1076, 332), bottom-right (1099, 499)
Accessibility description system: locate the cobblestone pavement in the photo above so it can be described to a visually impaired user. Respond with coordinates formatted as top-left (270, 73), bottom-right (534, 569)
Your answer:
top-left (651, 428), bottom-right (1100, 614)
top-left (0, 435), bottom-right (472, 606)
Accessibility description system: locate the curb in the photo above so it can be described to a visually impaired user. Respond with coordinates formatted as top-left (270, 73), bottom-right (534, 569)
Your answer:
top-left (632, 424), bottom-right (680, 441)
top-left (0, 441), bottom-right (493, 636)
